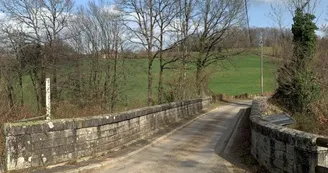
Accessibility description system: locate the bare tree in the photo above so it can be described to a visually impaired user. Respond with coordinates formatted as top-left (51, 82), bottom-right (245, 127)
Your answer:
top-left (0, 0), bottom-right (74, 112)
top-left (74, 4), bottom-right (104, 104)
top-left (90, 1), bottom-right (125, 111)
top-left (39, 0), bottom-right (74, 100)
top-left (269, 3), bottom-right (288, 31)
top-left (0, 53), bottom-right (16, 108)
top-left (284, 0), bottom-right (321, 15)
top-left (0, 0), bottom-right (45, 111)
top-left (69, 1), bottom-right (127, 112)
top-left (1, 27), bottom-right (26, 107)
top-left (117, 0), bottom-right (157, 105)
top-left (192, 0), bottom-right (246, 95)
top-left (268, 0), bottom-right (321, 28)
top-left (153, 0), bottom-right (180, 103)
top-left (268, 0), bottom-right (320, 59)
top-left (170, 0), bottom-right (197, 100)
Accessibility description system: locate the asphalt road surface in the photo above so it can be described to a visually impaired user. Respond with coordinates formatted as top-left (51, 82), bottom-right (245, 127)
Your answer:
top-left (91, 101), bottom-right (251, 173)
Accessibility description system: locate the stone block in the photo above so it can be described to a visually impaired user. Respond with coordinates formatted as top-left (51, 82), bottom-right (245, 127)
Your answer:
top-left (100, 128), bottom-right (117, 138)
top-left (286, 145), bottom-right (295, 155)
top-left (77, 132), bottom-right (99, 142)
top-left (317, 148), bottom-right (328, 167)
top-left (76, 140), bottom-right (97, 151)
top-left (79, 116), bottom-right (103, 128)
top-left (32, 136), bottom-right (75, 149)
top-left (76, 127), bottom-right (98, 136)
top-left (52, 153), bottom-right (75, 163)
top-left (274, 139), bottom-right (287, 152)
top-left (3, 98), bottom-right (208, 171)
top-left (100, 123), bottom-right (117, 132)
top-left (250, 98), bottom-right (325, 173)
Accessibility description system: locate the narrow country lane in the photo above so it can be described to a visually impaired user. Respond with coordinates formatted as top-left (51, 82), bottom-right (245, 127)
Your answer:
top-left (91, 101), bottom-right (251, 173)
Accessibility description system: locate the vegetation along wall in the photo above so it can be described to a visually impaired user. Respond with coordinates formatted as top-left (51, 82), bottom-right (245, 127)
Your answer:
top-left (250, 98), bottom-right (328, 173)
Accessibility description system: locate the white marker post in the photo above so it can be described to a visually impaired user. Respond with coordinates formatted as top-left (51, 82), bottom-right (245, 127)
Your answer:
top-left (46, 78), bottom-right (51, 120)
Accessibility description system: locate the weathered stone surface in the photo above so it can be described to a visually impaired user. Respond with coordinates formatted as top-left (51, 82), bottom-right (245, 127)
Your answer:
top-left (3, 97), bottom-right (211, 171)
top-left (250, 98), bottom-right (328, 173)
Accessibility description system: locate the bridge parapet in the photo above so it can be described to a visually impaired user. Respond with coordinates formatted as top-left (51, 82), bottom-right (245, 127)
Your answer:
top-left (3, 97), bottom-right (211, 171)
top-left (250, 98), bottom-right (328, 173)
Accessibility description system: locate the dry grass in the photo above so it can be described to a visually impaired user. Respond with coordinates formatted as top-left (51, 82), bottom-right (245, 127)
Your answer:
top-left (269, 96), bottom-right (328, 136)
top-left (53, 101), bottom-right (110, 119)
top-left (308, 97), bottom-right (328, 135)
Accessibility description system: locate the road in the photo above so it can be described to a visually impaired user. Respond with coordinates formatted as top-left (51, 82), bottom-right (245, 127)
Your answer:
top-left (91, 101), bottom-right (251, 173)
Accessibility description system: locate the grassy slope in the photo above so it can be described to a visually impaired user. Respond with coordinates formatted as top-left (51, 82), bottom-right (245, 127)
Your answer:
top-left (123, 53), bottom-right (278, 105)
top-left (208, 54), bottom-right (277, 95)
top-left (20, 53), bottom-right (277, 112)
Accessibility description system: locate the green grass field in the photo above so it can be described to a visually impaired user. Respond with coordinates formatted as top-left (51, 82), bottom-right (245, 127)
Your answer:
top-left (129, 53), bottom-right (278, 98)
top-left (117, 53), bottom-right (278, 107)
top-left (20, 53), bottom-right (278, 113)
top-left (208, 54), bottom-right (277, 95)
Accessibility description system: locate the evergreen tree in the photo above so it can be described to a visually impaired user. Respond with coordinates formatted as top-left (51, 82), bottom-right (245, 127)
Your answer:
top-left (274, 7), bottom-right (319, 114)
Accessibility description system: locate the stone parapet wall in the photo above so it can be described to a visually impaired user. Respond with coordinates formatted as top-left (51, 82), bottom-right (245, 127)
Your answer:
top-left (250, 98), bottom-right (328, 173)
top-left (4, 98), bottom-right (211, 171)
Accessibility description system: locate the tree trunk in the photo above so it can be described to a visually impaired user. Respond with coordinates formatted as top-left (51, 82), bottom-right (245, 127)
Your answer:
top-left (29, 71), bottom-right (40, 111)
top-left (158, 64), bottom-right (164, 104)
top-left (39, 67), bottom-right (46, 111)
top-left (121, 45), bottom-right (128, 109)
top-left (6, 78), bottom-right (14, 108)
top-left (196, 64), bottom-right (202, 96)
top-left (158, 28), bottom-right (164, 104)
top-left (104, 59), bottom-right (111, 109)
top-left (93, 57), bottom-right (98, 98)
top-left (18, 68), bottom-right (24, 107)
top-left (148, 54), bottom-right (154, 106)
top-left (75, 56), bottom-right (82, 104)
top-left (52, 58), bottom-right (58, 100)
top-left (38, 44), bottom-right (46, 112)
top-left (111, 49), bottom-right (118, 112)
top-left (182, 51), bottom-right (187, 99)
top-left (148, 0), bottom-right (154, 106)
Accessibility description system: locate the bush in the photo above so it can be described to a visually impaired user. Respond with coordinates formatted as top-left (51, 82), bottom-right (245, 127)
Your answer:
top-left (292, 71), bottom-right (320, 113)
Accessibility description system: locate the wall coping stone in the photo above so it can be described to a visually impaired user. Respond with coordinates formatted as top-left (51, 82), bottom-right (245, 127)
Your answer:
top-left (3, 97), bottom-right (212, 171)
top-left (250, 98), bottom-right (328, 152)
top-left (4, 97), bottom-right (211, 136)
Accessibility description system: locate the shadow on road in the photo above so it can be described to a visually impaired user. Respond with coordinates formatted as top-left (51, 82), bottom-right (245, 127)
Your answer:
top-left (215, 107), bottom-right (266, 173)
top-left (220, 99), bottom-right (252, 107)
